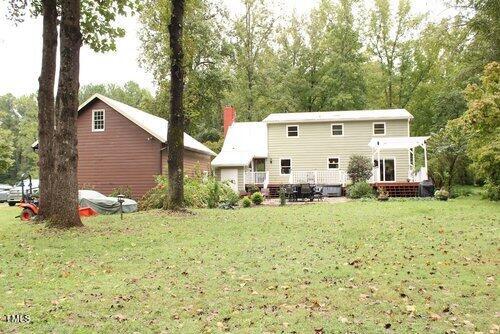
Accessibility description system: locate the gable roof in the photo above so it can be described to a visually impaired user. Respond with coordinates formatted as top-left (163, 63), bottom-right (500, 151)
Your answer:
top-left (211, 122), bottom-right (267, 167)
top-left (262, 109), bottom-right (413, 124)
top-left (80, 94), bottom-right (216, 156)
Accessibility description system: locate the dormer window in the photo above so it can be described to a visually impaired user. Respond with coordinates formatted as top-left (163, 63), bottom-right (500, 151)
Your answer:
top-left (92, 110), bottom-right (105, 132)
top-left (286, 125), bottom-right (299, 137)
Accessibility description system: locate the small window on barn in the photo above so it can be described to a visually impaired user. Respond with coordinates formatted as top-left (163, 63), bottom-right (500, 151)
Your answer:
top-left (92, 109), bottom-right (105, 132)
top-left (331, 123), bottom-right (344, 136)
top-left (327, 157), bottom-right (339, 169)
top-left (286, 125), bottom-right (299, 137)
top-left (280, 159), bottom-right (292, 175)
top-left (373, 122), bottom-right (386, 135)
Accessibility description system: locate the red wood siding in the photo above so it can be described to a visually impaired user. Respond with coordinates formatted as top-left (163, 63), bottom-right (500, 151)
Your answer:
top-left (77, 100), bottom-right (162, 199)
top-left (161, 148), bottom-right (212, 177)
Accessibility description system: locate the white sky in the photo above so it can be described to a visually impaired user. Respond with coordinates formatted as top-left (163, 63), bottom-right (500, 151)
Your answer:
top-left (0, 0), bottom-right (450, 97)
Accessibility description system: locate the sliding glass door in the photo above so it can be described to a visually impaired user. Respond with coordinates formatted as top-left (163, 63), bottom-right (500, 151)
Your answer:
top-left (374, 158), bottom-right (395, 182)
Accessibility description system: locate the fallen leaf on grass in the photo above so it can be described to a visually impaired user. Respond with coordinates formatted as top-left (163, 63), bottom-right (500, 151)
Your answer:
top-left (114, 314), bottom-right (127, 322)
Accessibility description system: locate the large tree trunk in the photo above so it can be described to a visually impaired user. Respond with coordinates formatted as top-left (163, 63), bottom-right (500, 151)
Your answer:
top-left (37, 0), bottom-right (58, 220)
top-left (50, 0), bottom-right (83, 227)
top-left (166, 0), bottom-right (185, 210)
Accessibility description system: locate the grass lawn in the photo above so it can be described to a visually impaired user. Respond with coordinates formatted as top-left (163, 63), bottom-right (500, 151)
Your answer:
top-left (0, 198), bottom-right (498, 333)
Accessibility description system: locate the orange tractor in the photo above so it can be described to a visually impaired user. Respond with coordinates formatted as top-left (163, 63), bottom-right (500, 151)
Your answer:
top-left (17, 174), bottom-right (97, 221)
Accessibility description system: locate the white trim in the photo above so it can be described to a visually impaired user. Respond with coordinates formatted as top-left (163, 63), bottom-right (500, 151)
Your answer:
top-left (327, 157), bottom-right (340, 170)
top-left (92, 109), bottom-right (105, 132)
top-left (373, 122), bottom-right (386, 136)
top-left (286, 125), bottom-right (299, 138)
top-left (330, 123), bottom-right (344, 137)
top-left (279, 158), bottom-right (292, 176)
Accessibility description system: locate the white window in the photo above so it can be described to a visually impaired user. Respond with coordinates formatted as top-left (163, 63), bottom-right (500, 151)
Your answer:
top-left (331, 123), bottom-right (344, 136)
top-left (286, 125), bottom-right (299, 137)
top-left (327, 157), bottom-right (339, 169)
top-left (92, 109), bottom-right (105, 132)
top-left (373, 122), bottom-right (386, 135)
top-left (280, 159), bottom-right (292, 175)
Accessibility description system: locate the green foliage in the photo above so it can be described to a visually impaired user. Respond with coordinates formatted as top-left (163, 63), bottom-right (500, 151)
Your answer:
top-left (109, 186), bottom-right (133, 199)
top-left (0, 94), bottom-right (39, 184)
top-left (0, 126), bottom-right (14, 175)
top-left (347, 181), bottom-right (374, 199)
top-left (79, 81), bottom-right (154, 113)
top-left (250, 192), bottom-right (264, 205)
top-left (435, 188), bottom-right (450, 201)
top-left (347, 155), bottom-right (373, 183)
top-left (463, 62), bottom-right (500, 200)
top-left (8, 0), bottom-right (140, 53)
top-left (483, 182), bottom-right (500, 201)
top-left (139, 0), bottom-right (231, 138)
top-left (242, 196), bottom-right (252, 208)
top-left (427, 118), bottom-right (471, 190)
top-left (279, 187), bottom-right (286, 206)
top-left (206, 179), bottom-right (220, 209)
top-left (139, 175), bottom-right (239, 210)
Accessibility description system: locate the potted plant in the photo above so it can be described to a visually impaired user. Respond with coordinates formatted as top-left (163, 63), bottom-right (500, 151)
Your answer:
top-left (377, 187), bottom-right (389, 201)
top-left (434, 188), bottom-right (449, 201)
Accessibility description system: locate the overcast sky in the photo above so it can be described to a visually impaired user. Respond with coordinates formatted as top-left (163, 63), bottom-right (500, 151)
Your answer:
top-left (0, 0), bottom-right (450, 97)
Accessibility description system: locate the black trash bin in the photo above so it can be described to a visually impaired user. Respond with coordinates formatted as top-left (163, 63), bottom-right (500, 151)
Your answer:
top-left (418, 180), bottom-right (434, 197)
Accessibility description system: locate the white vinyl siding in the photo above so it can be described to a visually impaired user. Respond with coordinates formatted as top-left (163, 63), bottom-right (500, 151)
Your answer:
top-left (266, 120), bottom-right (409, 183)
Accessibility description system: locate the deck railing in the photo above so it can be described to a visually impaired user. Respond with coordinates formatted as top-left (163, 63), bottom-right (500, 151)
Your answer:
top-left (244, 171), bottom-right (270, 188)
top-left (289, 170), bottom-right (347, 185)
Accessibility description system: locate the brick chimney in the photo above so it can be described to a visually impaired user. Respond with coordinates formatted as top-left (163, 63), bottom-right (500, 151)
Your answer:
top-left (223, 106), bottom-right (236, 136)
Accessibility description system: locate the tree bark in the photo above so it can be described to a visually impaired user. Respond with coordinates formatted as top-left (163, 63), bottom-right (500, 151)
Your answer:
top-left (166, 0), bottom-right (185, 210)
top-left (37, 0), bottom-right (58, 220)
top-left (50, 0), bottom-right (83, 227)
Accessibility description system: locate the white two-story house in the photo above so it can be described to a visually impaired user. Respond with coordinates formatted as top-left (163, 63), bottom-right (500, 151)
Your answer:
top-left (212, 107), bottom-right (429, 196)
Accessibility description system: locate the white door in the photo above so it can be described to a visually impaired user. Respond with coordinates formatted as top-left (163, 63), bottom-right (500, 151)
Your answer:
top-left (221, 168), bottom-right (239, 192)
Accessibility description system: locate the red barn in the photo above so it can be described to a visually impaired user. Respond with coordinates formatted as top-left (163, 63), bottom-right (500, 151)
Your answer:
top-left (35, 94), bottom-right (215, 198)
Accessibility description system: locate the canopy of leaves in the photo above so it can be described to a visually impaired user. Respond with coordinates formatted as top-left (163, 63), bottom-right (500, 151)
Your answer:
top-left (463, 61), bottom-right (500, 198)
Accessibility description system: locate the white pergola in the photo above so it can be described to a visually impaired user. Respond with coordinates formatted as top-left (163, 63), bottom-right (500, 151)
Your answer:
top-left (368, 136), bottom-right (430, 182)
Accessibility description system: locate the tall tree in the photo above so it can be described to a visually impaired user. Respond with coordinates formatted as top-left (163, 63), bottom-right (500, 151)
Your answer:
top-left (463, 61), bottom-right (500, 200)
top-left (367, 0), bottom-right (422, 108)
top-left (140, 0), bottom-right (231, 139)
top-left (230, 0), bottom-right (275, 120)
top-left (9, 0), bottom-right (138, 227)
top-left (166, 0), bottom-right (186, 210)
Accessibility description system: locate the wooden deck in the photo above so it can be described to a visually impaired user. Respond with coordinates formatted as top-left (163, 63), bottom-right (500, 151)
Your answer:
top-left (248, 182), bottom-right (420, 198)
top-left (374, 182), bottom-right (419, 197)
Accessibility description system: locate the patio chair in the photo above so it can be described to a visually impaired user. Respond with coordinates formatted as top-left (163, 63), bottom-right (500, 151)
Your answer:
top-left (314, 186), bottom-right (324, 201)
top-left (284, 185), bottom-right (295, 201)
top-left (300, 184), bottom-right (314, 201)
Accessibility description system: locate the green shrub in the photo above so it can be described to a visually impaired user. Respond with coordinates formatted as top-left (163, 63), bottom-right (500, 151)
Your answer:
top-left (109, 185), bottom-right (133, 199)
top-left (206, 179), bottom-right (220, 208)
top-left (139, 176), bottom-right (239, 210)
top-left (483, 181), bottom-right (500, 201)
top-left (347, 155), bottom-right (373, 183)
top-left (220, 185), bottom-right (240, 206)
top-left (435, 188), bottom-right (450, 201)
top-left (251, 192), bottom-right (264, 205)
top-left (242, 196), bottom-right (251, 208)
top-left (347, 181), bottom-right (374, 199)
top-left (279, 187), bottom-right (286, 206)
